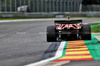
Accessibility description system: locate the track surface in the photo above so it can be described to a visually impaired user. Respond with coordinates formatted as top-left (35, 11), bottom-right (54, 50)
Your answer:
top-left (0, 18), bottom-right (100, 66)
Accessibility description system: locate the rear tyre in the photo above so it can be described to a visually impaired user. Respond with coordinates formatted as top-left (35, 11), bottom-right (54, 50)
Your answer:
top-left (81, 25), bottom-right (91, 40)
top-left (47, 26), bottom-right (57, 42)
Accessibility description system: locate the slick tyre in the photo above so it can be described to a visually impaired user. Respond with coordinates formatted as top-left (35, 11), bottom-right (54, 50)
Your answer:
top-left (81, 25), bottom-right (91, 40)
top-left (47, 26), bottom-right (57, 42)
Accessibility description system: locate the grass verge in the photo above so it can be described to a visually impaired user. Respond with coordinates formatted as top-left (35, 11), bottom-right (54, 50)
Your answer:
top-left (0, 18), bottom-right (55, 20)
top-left (89, 22), bottom-right (100, 32)
top-left (91, 25), bottom-right (100, 32)
top-left (0, 17), bottom-right (100, 20)
top-left (72, 17), bottom-right (100, 18)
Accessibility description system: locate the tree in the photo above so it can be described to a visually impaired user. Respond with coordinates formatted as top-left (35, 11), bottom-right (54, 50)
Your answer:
top-left (82, 0), bottom-right (100, 5)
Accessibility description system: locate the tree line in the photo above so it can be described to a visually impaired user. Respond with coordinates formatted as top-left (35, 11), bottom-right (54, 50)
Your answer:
top-left (83, 0), bottom-right (100, 5)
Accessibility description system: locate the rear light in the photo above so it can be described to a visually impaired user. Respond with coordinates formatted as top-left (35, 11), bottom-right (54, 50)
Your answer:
top-left (55, 25), bottom-right (59, 27)
top-left (80, 24), bottom-right (83, 26)
top-left (66, 16), bottom-right (70, 21)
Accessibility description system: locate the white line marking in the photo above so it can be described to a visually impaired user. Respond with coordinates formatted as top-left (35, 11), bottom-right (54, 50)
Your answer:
top-left (0, 19), bottom-right (67, 23)
top-left (16, 32), bottom-right (26, 34)
top-left (37, 61), bottom-right (70, 66)
top-left (24, 41), bottom-right (68, 66)
top-left (49, 61), bottom-right (70, 66)
top-left (95, 36), bottom-right (100, 41)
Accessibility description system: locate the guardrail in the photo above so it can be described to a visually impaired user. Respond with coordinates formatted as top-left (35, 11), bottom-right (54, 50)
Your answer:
top-left (0, 12), bottom-right (100, 18)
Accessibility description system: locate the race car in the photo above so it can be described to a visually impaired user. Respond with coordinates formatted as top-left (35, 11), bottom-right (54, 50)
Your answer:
top-left (46, 18), bottom-right (91, 42)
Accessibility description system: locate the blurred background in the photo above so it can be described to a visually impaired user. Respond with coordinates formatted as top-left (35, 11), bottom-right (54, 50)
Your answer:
top-left (0, 0), bottom-right (100, 18)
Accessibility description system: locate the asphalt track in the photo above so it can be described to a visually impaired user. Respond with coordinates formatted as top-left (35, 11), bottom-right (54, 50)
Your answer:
top-left (0, 18), bottom-right (100, 66)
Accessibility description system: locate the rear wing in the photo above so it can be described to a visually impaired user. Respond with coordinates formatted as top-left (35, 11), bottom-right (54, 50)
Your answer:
top-left (54, 20), bottom-right (82, 24)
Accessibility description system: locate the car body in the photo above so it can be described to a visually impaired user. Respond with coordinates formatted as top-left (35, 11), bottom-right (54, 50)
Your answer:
top-left (47, 19), bottom-right (91, 42)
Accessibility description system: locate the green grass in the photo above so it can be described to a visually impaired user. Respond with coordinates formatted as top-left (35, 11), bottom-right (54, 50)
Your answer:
top-left (89, 23), bottom-right (100, 25)
top-left (89, 22), bottom-right (100, 32)
top-left (91, 25), bottom-right (100, 32)
top-left (0, 18), bottom-right (33, 20)
top-left (72, 17), bottom-right (100, 18)
top-left (0, 18), bottom-right (54, 20)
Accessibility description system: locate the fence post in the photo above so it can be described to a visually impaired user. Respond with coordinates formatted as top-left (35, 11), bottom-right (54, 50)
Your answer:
top-left (79, 2), bottom-right (82, 12)
top-left (71, 0), bottom-right (74, 12)
top-left (5, 0), bottom-right (7, 12)
top-left (28, 0), bottom-right (31, 11)
top-left (15, 0), bottom-right (16, 12)
top-left (20, 0), bottom-right (21, 6)
top-left (67, 0), bottom-right (70, 12)
top-left (75, 0), bottom-right (78, 12)
top-left (49, 0), bottom-right (52, 12)
top-left (37, 0), bottom-right (39, 12)
top-left (57, 0), bottom-right (60, 12)
top-left (60, 0), bottom-right (63, 12)
top-left (79, 0), bottom-right (83, 12)
top-left (41, 0), bottom-right (43, 12)
top-left (0, 0), bottom-right (1, 12)
top-left (10, 0), bottom-right (12, 12)
top-left (24, 0), bottom-right (25, 5)
top-left (64, 0), bottom-right (67, 12)
top-left (74, 0), bottom-right (76, 12)
top-left (45, 0), bottom-right (48, 12)
top-left (33, 0), bottom-right (35, 12)
top-left (52, 0), bottom-right (56, 12)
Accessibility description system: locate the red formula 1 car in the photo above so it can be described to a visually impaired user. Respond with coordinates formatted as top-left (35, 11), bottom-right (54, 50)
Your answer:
top-left (46, 18), bottom-right (91, 42)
